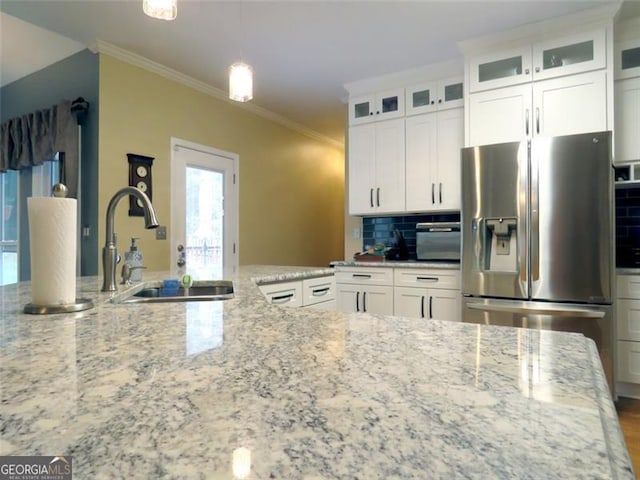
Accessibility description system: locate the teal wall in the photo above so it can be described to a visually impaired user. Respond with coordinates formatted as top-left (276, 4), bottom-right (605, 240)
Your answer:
top-left (0, 49), bottom-right (99, 279)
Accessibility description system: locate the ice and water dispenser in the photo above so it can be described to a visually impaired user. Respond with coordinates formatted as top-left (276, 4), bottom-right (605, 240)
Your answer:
top-left (472, 217), bottom-right (518, 273)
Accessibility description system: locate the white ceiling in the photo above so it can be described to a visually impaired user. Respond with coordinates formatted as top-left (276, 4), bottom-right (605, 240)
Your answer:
top-left (0, 0), bottom-right (631, 145)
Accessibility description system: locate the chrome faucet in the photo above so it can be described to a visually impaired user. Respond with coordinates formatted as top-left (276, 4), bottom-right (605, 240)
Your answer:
top-left (101, 187), bottom-right (159, 292)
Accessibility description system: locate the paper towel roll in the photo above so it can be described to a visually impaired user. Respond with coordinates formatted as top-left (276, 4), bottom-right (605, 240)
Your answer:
top-left (28, 197), bottom-right (77, 305)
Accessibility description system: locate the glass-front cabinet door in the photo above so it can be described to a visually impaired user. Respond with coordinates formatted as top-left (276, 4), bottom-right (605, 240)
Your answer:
top-left (616, 39), bottom-right (640, 80)
top-left (469, 46), bottom-right (533, 92)
top-left (406, 77), bottom-right (463, 116)
top-left (348, 89), bottom-right (404, 125)
top-left (532, 28), bottom-right (606, 81)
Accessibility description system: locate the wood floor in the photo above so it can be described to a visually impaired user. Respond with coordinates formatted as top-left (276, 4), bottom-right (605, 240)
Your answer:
top-left (617, 397), bottom-right (640, 478)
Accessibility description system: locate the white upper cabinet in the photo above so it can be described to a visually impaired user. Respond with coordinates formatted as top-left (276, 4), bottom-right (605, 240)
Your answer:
top-left (531, 28), bottom-right (606, 81)
top-left (349, 88), bottom-right (405, 125)
top-left (469, 28), bottom-right (606, 93)
top-left (348, 118), bottom-right (405, 215)
top-left (616, 39), bottom-right (640, 80)
top-left (468, 84), bottom-right (532, 145)
top-left (469, 46), bottom-right (533, 92)
top-left (615, 77), bottom-right (640, 163)
top-left (406, 108), bottom-right (463, 211)
top-left (406, 76), bottom-right (464, 115)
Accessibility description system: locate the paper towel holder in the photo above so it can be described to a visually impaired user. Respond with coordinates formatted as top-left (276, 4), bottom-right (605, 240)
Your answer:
top-left (23, 184), bottom-right (95, 315)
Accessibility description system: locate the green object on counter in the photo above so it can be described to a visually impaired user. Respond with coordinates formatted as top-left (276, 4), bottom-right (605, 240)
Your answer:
top-left (181, 274), bottom-right (193, 288)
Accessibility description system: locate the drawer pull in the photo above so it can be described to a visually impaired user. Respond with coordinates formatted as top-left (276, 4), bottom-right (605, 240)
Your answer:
top-left (421, 295), bottom-right (425, 318)
top-left (271, 293), bottom-right (294, 304)
top-left (356, 291), bottom-right (360, 312)
top-left (352, 274), bottom-right (372, 279)
top-left (363, 291), bottom-right (367, 312)
top-left (416, 276), bottom-right (438, 282)
top-left (429, 296), bottom-right (433, 319)
top-left (311, 287), bottom-right (330, 296)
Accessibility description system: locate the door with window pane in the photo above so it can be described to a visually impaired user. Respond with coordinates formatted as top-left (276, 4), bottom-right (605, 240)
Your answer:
top-left (1, 171), bottom-right (19, 285)
top-left (171, 140), bottom-right (238, 279)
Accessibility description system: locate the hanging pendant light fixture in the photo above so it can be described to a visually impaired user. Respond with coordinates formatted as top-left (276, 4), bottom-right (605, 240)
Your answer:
top-left (229, 1), bottom-right (253, 102)
top-left (143, 0), bottom-right (177, 21)
top-left (229, 63), bottom-right (253, 102)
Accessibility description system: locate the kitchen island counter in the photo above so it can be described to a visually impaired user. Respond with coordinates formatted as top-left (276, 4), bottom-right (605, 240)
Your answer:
top-left (0, 265), bottom-right (634, 479)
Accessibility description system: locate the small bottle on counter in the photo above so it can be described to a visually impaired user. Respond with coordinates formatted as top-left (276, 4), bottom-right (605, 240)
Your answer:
top-left (124, 237), bottom-right (144, 282)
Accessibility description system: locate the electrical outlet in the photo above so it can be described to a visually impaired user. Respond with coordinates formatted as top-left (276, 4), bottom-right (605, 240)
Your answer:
top-left (353, 227), bottom-right (361, 239)
top-left (155, 225), bottom-right (167, 240)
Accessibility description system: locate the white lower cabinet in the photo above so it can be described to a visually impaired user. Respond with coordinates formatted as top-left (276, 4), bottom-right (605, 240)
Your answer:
top-left (393, 268), bottom-right (461, 322)
top-left (259, 275), bottom-right (335, 310)
top-left (335, 266), bottom-right (461, 321)
top-left (616, 274), bottom-right (640, 396)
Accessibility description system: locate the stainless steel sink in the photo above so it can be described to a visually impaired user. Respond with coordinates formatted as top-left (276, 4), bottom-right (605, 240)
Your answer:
top-left (113, 280), bottom-right (234, 304)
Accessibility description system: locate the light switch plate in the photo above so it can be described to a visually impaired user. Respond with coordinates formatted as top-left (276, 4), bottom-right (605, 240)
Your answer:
top-left (155, 225), bottom-right (167, 240)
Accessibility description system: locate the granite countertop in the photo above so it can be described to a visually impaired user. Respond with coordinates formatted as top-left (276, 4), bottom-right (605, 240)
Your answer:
top-left (0, 265), bottom-right (634, 479)
top-left (331, 260), bottom-right (461, 269)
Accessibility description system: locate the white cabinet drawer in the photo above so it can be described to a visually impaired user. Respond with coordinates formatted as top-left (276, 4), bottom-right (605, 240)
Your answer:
top-left (304, 299), bottom-right (336, 311)
top-left (393, 268), bottom-right (460, 289)
top-left (618, 340), bottom-right (640, 384)
top-left (302, 276), bottom-right (336, 307)
top-left (617, 299), bottom-right (640, 342)
top-left (335, 267), bottom-right (394, 286)
top-left (259, 281), bottom-right (302, 308)
top-left (617, 274), bottom-right (640, 299)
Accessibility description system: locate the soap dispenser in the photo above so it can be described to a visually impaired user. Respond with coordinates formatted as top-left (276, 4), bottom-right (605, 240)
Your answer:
top-left (124, 237), bottom-right (144, 282)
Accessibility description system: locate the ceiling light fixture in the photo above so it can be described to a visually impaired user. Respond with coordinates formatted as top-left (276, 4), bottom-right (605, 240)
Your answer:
top-left (229, 1), bottom-right (253, 102)
top-left (143, 0), bottom-right (177, 21)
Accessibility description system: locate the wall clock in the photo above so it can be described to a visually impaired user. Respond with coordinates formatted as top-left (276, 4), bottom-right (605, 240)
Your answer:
top-left (127, 153), bottom-right (154, 216)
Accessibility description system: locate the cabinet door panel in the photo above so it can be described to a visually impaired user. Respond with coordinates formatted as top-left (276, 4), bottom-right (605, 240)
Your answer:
top-left (533, 70), bottom-right (607, 138)
top-left (439, 76), bottom-right (464, 110)
top-left (436, 108), bottom-right (464, 211)
top-left (349, 94), bottom-right (375, 125)
top-left (615, 77), bottom-right (640, 164)
top-left (375, 119), bottom-right (405, 213)
top-left (405, 113), bottom-right (438, 211)
top-left (430, 289), bottom-right (461, 322)
top-left (394, 287), bottom-right (428, 318)
top-left (336, 284), bottom-right (360, 313)
top-left (618, 340), bottom-right (640, 384)
top-left (468, 84), bottom-right (532, 146)
top-left (617, 299), bottom-right (640, 342)
top-left (406, 82), bottom-right (438, 116)
top-left (362, 285), bottom-right (394, 315)
top-left (348, 124), bottom-right (376, 215)
top-left (469, 46), bottom-right (532, 92)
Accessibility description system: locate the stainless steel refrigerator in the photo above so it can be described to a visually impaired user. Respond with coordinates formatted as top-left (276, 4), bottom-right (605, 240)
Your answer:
top-left (461, 131), bottom-right (615, 392)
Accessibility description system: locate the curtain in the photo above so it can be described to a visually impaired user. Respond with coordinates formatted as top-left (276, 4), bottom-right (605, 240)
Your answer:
top-left (0, 100), bottom-right (79, 198)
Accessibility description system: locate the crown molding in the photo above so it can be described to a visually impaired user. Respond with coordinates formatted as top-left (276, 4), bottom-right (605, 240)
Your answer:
top-left (90, 40), bottom-right (344, 149)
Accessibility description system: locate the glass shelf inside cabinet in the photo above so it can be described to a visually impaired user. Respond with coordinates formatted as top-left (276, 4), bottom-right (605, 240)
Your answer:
top-left (354, 101), bottom-right (371, 119)
top-left (381, 95), bottom-right (399, 113)
top-left (412, 89), bottom-right (432, 108)
top-left (622, 46), bottom-right (640, 71)
top-left (479, 56), bottom-right (523, 83)
top-left (543, 40), bottom-right (593, 70)
top-left (444, 83), bottom-right (463, 102)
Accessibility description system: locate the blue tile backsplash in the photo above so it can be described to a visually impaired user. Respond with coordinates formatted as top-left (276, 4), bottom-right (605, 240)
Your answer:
top-left (616, 186), bottom-right (640, 267)
top-left (362, 213), bottom-right (460, 260)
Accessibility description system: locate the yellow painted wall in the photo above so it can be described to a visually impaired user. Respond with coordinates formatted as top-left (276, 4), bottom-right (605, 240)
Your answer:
top-left (98, 55), bottom-right (344, 272)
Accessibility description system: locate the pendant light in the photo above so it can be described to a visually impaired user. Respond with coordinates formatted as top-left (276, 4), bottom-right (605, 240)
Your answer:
top-left (229, 1), bottom-right (253, 102)
top-left (143, 0), bottom-right (177, 21)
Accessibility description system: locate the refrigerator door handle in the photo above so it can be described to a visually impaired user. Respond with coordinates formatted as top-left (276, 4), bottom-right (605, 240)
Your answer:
top-left (530, 141), bottom-right (540, 282)
top-left (466, 302), bottom-right (605, 318)
top-left (525, 108), bottom-right (529, 136)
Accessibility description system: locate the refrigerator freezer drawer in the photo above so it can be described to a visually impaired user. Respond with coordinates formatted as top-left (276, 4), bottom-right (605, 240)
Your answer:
top-left (462, 297), bottom-right (614, 392)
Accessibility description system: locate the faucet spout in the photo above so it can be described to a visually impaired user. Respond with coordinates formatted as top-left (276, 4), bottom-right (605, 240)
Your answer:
top-left (102, 187), bottom-right (159, 292)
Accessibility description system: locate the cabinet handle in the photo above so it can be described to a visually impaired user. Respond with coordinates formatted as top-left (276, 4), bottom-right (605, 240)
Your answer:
top-left (370, 188), bottom-right (374, 208)
top-left (363, 291), bottom-right (367, 312)
top-left (352, 273), bottom-right (372, 279)
top-left (430, 100), bottom-right (435, 105)
top-left (535, 66), bottom-right (540, 73)
top-left (429, 296), bottom-right (433, 319)
top-left (421, 295), bottom-right (425, 318)
top-left (536, 107), bottom-right (540, 134)
top-left (525, 109), bottom-right (530, 136)
top-left (417, 276), bottom-right (438, 282)
top-left (369, 112), bottom-right (374, 116)
top-left (525, 68), bottom-right (530, 75)
top-left (431, 183), bottom-right (435, 204)
top-left (376, 187), bottom-right (380, 207)
top-left (438, 99), bottom-right (442, 104)
top-left (356, 291), bottom-right (360, 312)
top-left (272, 293), bottom-right (294, 304)
top-left (439, 182), bottom-right (442, 204)
top-left (312, 287), bottom-right (330, 297)
top-left (376, 111), bottom-right (380, 115)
